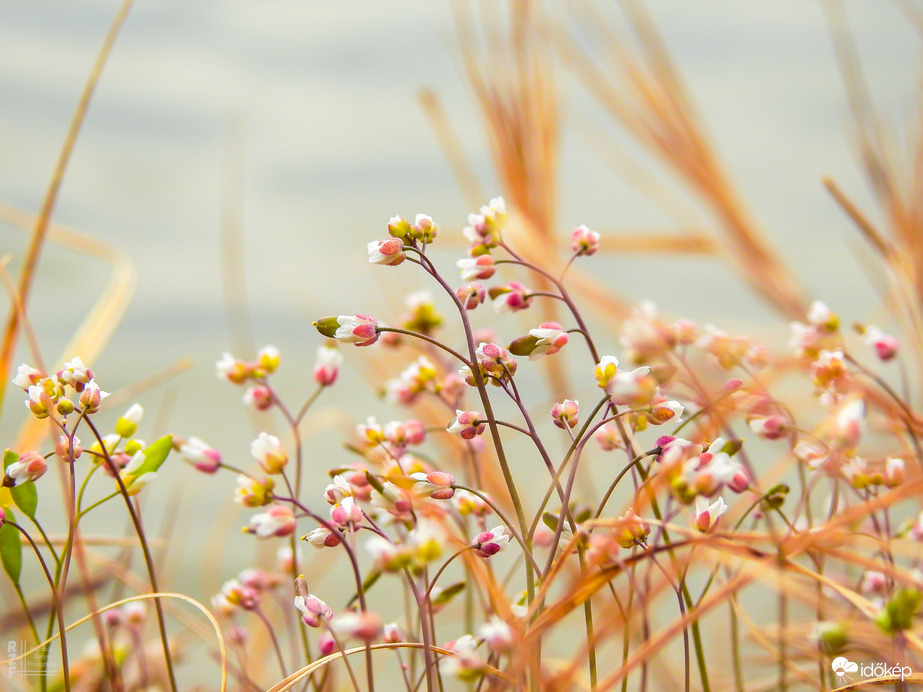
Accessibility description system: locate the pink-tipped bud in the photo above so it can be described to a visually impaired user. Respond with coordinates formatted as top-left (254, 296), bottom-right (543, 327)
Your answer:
top-left (456, 255), bottom-right (496, 282)
top-left (179, 437), bottom-right (222, 474)
top-left (551, 399), bottom-right (579, 430)
top-left (246, 504), bottom-right (297, 538)
top-left (368, 238), bottom-right (406, 266)
top-left (3, 451), bottom-right (47, 487)
top-left (571, 224), bottom-right (600, 256)
top-left (315, 315), bottom-right (381, 347)
top-left (313, 346), bottom-right (343, 386)
top-left (447, 410), bottom-right (486, 440)
top-left (242, 385), bottom-right (273, 411)
top-left (410, 471), bottom-right (456, 500)
top-left (473, 526), bottom-right (510, 558)
top-left (456, 282), bottom-right (486, 310)
top-left (78, 380), bottom-right (109, 414)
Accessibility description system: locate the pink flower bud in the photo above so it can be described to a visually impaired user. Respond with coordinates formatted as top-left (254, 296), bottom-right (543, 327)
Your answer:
top-left (490, 282), bottom-right (532, 313)
top-left (862, 324), bottom-right (899, 362)
top-left (314, 315), bottom-right (380, 347)
top-left (748, 415), bottom-right (787, 440)
top-left (314, 346), bottom-right (343, 386)
top-left (473, 526), bottom-right (510, 558)
top-left (410, 471), bottom-right (456, 500)
top-left (318, 631), bottom-right (338, 656)
top-left (692, 496), bottom-right (728, 532)
top-left (551, 400), bottom-right (579, 430)
top-left (179, 437), bottom-right (222, 474)
top-left (246, 504), bottom-right (297, 538)
top-left (330, 611), bottom-right (384, 642)
top-left (3, 451), bottom-right (47, 486)
top-left (368, 238), bottom-right (406, 266)
top-left (456, 255), bottom-right (496, 282)
top-left (242, 385), bottom-right (274, 411)
top-left (294, 593), bottom-right (333, 628)
top-left (78, 380), bottom-right (109, 414)
top-left (330, 497), bottom-right (363, 527)
top-left (447, 410), bottom-right (486, 439)
top-left (571, 224), bottom-right (600, 256)
top-left (456, 282), bottom-right (486, 310)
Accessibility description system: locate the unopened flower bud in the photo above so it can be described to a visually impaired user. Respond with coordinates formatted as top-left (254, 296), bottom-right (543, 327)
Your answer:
top-left (251, 432), bottom-right (288, 475)
top-left (314, 346), bottom-right (343, 386)
top-left (447, 410), bottom-right (486, 440)
top-left (571, 224), bottom-right (600, 256)
top-left (551, 400), bottom-right (579, 430)
top-left (3, 451), bottom-right (47, 487)
top-left (115, 404), bottom-right (144, 438)
top-left (368, 238), bottom-right (406, 266)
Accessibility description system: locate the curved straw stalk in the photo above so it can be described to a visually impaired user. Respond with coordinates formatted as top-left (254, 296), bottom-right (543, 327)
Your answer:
top-left (0, 592), bottom-right (228, 692)
top-left (0, 203), bottom-right (137, 451)
top-left (0, 0), bottom-right (136, 405)
top-left (264, 641), bottom-right (515, 692)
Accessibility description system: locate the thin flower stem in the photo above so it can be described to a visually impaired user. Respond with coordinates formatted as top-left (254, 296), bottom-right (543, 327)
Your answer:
top-left (527, 396), bottom-right (610, 540)
top-left (13, 583), bottom-right (40, 649)
top-left (82, 416), bottom-right (179, 692)
top-left (422, 545), bottom-right (476, 603)
top-left (255, 606), bottom-right (288, 679)
top-left (410, 250), bottom-right (534, 611)
top-left (9, 521), bottom-right (67, 686)
top-left (75, 462), bottom-right (101, 514)
top-left (496, 247), bottom-right (599, 363)
top-left (377, 326), bottom-right (470, 365)
top-left (28, 514), bottom-right (60, 567)
top-left (452, 485), bottom-right (542, 577)
top-left (321, 620), bottom-right (362, 692)
top-left (77, 490), bottom-right (120, 520)
top-left (295, 385), bottom-right (324, 425)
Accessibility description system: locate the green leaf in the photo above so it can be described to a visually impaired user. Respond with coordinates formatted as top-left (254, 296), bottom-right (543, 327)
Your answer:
top-left (2, 449), bottom-right (17, 470)
top-left (0, 510), bottom-right (22, 584)
top-left (542, 511), bottom-right (559, 532)
top-left (432, 581), bottom-right (465, 606)
top-left (11, 482), bottom-right (37, 519)
top-left (365, 471), bottom-right (385, 495)
top-left (132, 435), bottom-right (173, 477)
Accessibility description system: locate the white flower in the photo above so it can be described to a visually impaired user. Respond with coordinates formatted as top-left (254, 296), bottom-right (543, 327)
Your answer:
top-left (692, 496), bottom-right (728, 532)
top-left (478, 616), bottom-right (513, 652)
top-left (250, 432), bottom-right (288, 474)
top-left (294, 594), bottom-right (332, 627)
top-left (12, 364), bottom-right (41, 390)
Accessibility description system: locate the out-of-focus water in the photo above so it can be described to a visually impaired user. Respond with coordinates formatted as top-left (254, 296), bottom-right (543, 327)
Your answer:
top-left (0, 1), bottom-right (917, 687)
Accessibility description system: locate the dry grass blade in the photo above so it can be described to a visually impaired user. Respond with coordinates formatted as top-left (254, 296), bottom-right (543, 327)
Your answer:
top-left (0, 203), bottom-right (137, 449)
top-left (0, 0), bottom-right (136, 408)
top-left (264, 642), bottom-right (515, 691)
top-left (556, 0), bottom-right (807, 319)
top-left (0, 592), bottom-right (227, 692)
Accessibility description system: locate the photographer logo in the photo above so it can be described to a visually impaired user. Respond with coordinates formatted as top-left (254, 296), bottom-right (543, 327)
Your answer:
top-left (830, 656), bottom-right (912, 686)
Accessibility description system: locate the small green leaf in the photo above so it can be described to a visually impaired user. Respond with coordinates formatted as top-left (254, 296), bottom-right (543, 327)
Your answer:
top-left (11, 482), bottom-right (37, 519)
top-left (132, 435), bottom-right (173, 477)
top-left (365, 471), bottom-right (385, 495)
top-left (542, 512), bottom-right (559, 532)
top-left (432, 581), bottom-right (465, 606)
top-left (3, 449), bottom-right (17, 470)
top-left (0, 511), bottom-right (22, 584)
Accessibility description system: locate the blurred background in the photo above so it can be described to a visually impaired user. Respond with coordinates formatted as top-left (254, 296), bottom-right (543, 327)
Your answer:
top-left (0, 0), bottom-right (919, 685)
